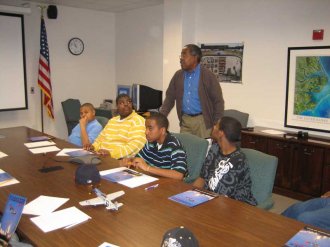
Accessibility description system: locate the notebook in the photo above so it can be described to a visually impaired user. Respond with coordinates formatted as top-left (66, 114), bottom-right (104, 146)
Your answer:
top-left (28, 136), bottom-right (51, 142)
top-left (283, 226), bottom-right (330, 247)
top-left (0, 193), bottom-right (27, 242)
top-left (168, 188), bottom-right (218, 207)
top-left (65, 149), bottom-right (92, 157)
top-left (102, 169), bottom-right (142, 183)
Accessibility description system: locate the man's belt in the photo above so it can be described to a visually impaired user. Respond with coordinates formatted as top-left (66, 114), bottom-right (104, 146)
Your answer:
top-left (183, 112), bottom-right (202, 117)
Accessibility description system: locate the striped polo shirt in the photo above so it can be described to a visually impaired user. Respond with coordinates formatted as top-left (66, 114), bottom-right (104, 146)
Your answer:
top-left (92, 111), bottom-right (146, 159)
top-left (137, 133), bottom-right (187, 174)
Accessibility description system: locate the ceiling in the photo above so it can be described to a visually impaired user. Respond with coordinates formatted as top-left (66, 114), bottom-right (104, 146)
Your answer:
top-left (0, 0), bottom-right (163, 13)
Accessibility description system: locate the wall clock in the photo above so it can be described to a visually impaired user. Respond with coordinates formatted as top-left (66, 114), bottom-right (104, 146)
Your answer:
top-left (68, 37), bottom-right (84, 55)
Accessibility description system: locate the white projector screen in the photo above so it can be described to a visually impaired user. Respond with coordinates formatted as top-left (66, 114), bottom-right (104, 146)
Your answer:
top-left (0, 12), bottom-right (27, 111)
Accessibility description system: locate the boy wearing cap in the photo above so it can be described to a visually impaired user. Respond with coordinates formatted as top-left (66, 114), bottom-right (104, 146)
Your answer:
top-left (193, 116), bottom-right (257, 206)
top-left (121, 112), bottom-right (187, 180)
top-left (69, 103), bottom-right (103, 147)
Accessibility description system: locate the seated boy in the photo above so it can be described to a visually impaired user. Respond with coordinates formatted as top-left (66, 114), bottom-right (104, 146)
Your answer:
top-left (193, 117), bottom-right (257, 205)
top-left (69, 103), bottom-right (103, 147)
top-left (85, 94), bottom-right (146, 159)
top-left (281, 191), bottom-right (330, 231)
top-left (121, 112), bottom-right (187, 180)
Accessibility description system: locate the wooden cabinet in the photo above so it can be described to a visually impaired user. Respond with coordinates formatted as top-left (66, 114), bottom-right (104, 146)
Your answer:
top-left (323, 151), bottom-right (330, 194)
top-left (291, 144), bottom-right (324, 197)
top-left (241, 127), bottom-right (330, 200)
top-left (241, 133), bottom-right (268, 153)
top-left (267, 139), bottom-right (295, 190)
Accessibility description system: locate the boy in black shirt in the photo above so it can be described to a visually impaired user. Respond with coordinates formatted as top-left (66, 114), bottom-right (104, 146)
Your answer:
top-left (193, 117), bottom-right (257, 206)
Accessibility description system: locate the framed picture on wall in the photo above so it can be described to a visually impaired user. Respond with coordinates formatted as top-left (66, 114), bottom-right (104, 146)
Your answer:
top-left (117, 85), bottom-right (131, 96)
top-left (284, 46), bottom-right (330, 133)
top-left (200, 43), bottom-right (244, 83)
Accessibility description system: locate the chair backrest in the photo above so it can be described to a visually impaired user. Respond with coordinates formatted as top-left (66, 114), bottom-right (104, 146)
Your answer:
top-left (241, 148), bottom-right (278, 209)
top-left (172, 133), bottom-right (208, 184)
top-left (95, 116), bottom-right (109, 128)
top-left (61, 99), bottom-right (81, 135)
top-left (223, 109), bottom-right (249, 128)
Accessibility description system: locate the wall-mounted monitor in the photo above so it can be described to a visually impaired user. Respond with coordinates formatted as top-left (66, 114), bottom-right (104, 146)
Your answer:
top-left (132, 84), bottom-right (162, 112)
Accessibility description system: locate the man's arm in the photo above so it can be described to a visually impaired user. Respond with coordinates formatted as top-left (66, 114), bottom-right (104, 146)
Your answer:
top-left (80, 117), bottom-right (90, 147)
top-left (321, 191), bottom-right (330, 198)
top-left (86, 121), bottom-right (103, 144)
top-left (193, 177), bottom-right (205, 188)
top-left (132, 157), bottom-right (184, 180)
top-left (159, 73), bottom-right (177, 116)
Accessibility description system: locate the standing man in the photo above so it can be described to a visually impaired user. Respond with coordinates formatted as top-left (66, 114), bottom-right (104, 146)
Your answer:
top-left (160, 44), bottom-right (225, 138)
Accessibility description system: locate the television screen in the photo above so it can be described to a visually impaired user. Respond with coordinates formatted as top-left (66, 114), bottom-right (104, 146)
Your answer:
top-left (132, 84), bottom-right (162, 112)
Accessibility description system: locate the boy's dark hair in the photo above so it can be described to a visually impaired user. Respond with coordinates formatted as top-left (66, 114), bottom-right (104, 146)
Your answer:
top-left (116, 94), bottom-right (131, 104)
top-left (184, 44), bottom-right (202, 63)
top-left (81, 103), bottom-right (95, 111)
top-left (147, 112), bottom-right (169, 131)
top-left (219, 116), bottom-right (242, 142)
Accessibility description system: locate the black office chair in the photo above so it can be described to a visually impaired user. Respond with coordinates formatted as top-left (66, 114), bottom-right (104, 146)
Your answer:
top-left (61, 99), bottom-right (81, 135)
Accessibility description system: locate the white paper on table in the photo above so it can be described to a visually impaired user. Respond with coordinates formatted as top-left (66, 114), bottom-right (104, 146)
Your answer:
top-left (24, 141), bottom-right (56, 148)
top-left (100, 167), bottom-right (158, 188)
top-left (56, 148), bottom-right (82, 156)
top-left (261, 129), bottom-right (286, 135)
top-left (0, 169), bottom-right (19, 187)
top-left (99, 242), bottom-right (120, 247)
top-left (29, 146), bottom-right (60, 154)
top-left (30, 206), bottom-right (91, 233)
top-left (0, 151), bottom-right (8, 158)
top-left (23, 195), bottom-right (69, 216)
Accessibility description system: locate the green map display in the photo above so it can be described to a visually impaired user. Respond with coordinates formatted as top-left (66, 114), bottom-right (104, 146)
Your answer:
top-left (294, 56), bottom-right (330, 118)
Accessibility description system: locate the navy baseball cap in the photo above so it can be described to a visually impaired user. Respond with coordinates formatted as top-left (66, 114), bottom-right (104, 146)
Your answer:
top-left (161, 226), bottom-right (199, 247)
top-left (75, 164), bottom-right (101, 185)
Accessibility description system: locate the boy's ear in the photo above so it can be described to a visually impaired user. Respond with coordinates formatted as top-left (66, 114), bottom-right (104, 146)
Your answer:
top-left (161, 127), bottom-right (166, 135)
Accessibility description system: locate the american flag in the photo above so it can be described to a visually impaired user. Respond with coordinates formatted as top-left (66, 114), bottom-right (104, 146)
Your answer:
top-left (38, 16), bottom-right (54, 119)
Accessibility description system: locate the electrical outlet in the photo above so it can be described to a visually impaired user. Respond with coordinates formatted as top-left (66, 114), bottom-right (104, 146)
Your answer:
top-left (30, 86), bottom-right (35, 94)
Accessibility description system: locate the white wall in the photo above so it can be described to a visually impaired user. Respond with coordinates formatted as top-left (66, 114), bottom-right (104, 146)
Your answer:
top-left (0, 4), bottom-right (116, 139)
top-left (2, 0), bottom-right (329, 138)
top-left (162, 0), bottom-right (330, 136)
top-left (115, 5), bottom-right (163, 90)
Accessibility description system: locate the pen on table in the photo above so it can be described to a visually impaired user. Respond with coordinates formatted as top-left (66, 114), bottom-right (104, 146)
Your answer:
top-left (145, 184), bottom-right (159, 191)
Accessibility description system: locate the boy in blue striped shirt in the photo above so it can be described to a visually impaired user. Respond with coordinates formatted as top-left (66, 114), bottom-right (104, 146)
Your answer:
top-left (121, 112), bottom-right (187, 180)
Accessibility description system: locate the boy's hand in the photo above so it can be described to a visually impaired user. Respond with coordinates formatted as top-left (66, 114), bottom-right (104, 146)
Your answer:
top-left (97, 149), bottom-right (110, 157)
top-left (83, 143), bottom-right (94, 151)
top-left (79, 116), bottom-right (88, 127)
top-left (132, 157), bottom-right (149, 171)
top-left (120, 158), bottom-right (134, 168)
top-left (321, 191), bottom-right (330, 198)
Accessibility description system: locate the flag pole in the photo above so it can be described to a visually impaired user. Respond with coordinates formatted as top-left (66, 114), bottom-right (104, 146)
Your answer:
top-left (38, 5), bottom-right (46, 133)
top-left (40, 90), bottom-right (44, 133)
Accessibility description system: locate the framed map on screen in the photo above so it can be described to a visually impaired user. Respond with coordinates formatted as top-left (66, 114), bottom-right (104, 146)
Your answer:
top-left (285, 46), bottom-right (330, 133)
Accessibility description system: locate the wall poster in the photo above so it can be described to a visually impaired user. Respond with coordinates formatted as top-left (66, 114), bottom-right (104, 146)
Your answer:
top-left (200, 43), bottom-right (244, 83)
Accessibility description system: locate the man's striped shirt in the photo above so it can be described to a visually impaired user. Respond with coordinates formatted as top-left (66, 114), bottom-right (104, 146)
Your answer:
top-left (137, 133), bottom-right (187, 174)
top-left (92, 111), bottom-right (146, 159)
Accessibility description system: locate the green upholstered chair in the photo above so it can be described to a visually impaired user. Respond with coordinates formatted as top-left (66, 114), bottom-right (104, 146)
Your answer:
top-left (223, 109), bottom-right (249, 128)
top-left (61, 99), bottom-right (81, 135)
top-left (95, 116), bottom-right (109, 128)
top-left (241, 148), bottom-right (278, 210)
top-left (172, 133), bottom-right (208, 184)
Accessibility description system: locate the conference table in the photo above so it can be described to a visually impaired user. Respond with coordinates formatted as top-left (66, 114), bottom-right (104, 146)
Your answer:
top-left (0, 126), bottom-right (308, 246)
